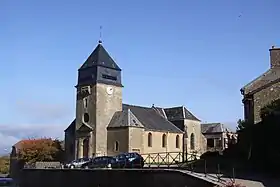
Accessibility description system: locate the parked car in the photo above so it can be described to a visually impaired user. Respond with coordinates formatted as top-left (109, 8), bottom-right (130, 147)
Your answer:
top-left (65, 158), bottom-right (91, 169)
top-left (113, 152), bottom-right (144, 168)
top-left (81, 156), bottom-right (115, 169)
top-left (0, 178), bottom-right (13, 186)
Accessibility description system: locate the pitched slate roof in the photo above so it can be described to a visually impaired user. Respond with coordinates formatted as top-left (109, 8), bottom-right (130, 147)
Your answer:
top-left (67, 108), bottom-right (183, 133)
top-left (77, 123), bottom-right (93, 132)
top-left (107, 109), bottom-right (144, 128)
top-left (162, 106), bottom-right (200, 121)
top-left (153, 107), bottom-right (167, 118)
top-left (201, 123), bottom-right (233, 134)
top-left (64, 119), bottom-right (75, 132)
top-left (65, 119), bottom-right (93, 133)
top-left (121, 104), bottom-right (183, 133)
top-left (79, 41), bottom-right (121, 70)
top-left (241, 68), bottom-right (280, 95)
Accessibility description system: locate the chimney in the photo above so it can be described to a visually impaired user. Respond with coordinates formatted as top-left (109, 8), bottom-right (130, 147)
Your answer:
top-left (269, 45), bottom-right (280, 68)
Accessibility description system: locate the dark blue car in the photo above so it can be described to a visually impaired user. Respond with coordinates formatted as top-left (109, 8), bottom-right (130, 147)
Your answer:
top-left (81, 156), bottom-right (115, 169)
top-left (113, 152), bottom-right (144, 168)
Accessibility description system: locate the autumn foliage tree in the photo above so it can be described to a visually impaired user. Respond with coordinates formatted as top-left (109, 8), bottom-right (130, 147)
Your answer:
top-left (0, 156), bottom-right (10, 174)
top-left (17, 138), bottom-right (64, 163)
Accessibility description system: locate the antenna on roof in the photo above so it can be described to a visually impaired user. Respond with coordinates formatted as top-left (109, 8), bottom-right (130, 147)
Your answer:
top-left (99, 25), bottom-right (103, 44)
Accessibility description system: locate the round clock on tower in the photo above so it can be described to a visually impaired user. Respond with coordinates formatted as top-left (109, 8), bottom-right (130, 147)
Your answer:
top-left (106, 86), bottom-right (114, 95)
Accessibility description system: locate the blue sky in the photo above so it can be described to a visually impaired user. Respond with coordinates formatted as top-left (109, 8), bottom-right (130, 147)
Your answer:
top-left (0, 0), bottom-right (280, 152)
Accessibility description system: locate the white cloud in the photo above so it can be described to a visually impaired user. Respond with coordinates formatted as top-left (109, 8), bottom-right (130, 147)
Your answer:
top-left (0, 123), bottom-right (67, 155)
top-left (0, 94), bottom-right (74, 155)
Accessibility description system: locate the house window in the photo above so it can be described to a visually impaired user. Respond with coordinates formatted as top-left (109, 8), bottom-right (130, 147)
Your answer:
top-left (207, 138), bottom-right (214, 148)
top-left (190, 133), bottom-right (195, 150)
top-left (215, 138), bottom-right (222, 148)
top-left (162, 134), bottom-right (167, 148)
top-left (176, 135), bottom-right (180, 148)
top-left (148, 133), bottom-right (152, 147)
top-left (114, 141), bottom-right (119, 151)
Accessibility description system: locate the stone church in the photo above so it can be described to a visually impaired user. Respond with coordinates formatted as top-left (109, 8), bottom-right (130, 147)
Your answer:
top-left (64, 41), bottom-right (206, 162)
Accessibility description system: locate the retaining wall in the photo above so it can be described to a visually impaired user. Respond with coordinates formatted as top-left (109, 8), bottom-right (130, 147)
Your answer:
top-left (17, 168), bottom-right (219, 187)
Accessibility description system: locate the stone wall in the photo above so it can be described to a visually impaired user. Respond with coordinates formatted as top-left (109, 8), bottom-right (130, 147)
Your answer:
top-left (253, 81), bottom-right (280, 123)
top-left (107, 128), bottom-right (129, 156)
top-left (143, 131), bottom-right (183, 154)
top-left (128, 127), bottom-right (145, 153)
top-left (142, 131), bottom-right (183, 163)
top-left (95, 83), bottom-right (123, 156)
top-left (185, 119), bottom-right (203, 155)
top-left (18, 169), bottom-right (219, 187)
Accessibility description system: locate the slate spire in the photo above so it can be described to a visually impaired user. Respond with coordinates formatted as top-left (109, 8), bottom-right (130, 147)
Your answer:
top-left (77, 41), bottom-right (122, 87)
top-left (79, 41), bottom-right (121, 70)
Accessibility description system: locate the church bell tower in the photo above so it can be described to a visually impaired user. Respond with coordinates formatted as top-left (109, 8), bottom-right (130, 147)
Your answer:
top-left (75, 40), bottom-right (123, 158)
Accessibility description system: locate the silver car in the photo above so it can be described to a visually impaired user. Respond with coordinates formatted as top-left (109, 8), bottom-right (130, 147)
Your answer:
top-left (65, 158), bottom-right (91, 169)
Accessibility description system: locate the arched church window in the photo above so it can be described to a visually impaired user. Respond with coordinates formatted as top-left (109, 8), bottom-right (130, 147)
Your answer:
top-left (114, 141), bottom-right (119, 151)
top-left (190, 133), bottom-right (195, 150)
top-left (148, 133), bottom-right (152, 147)
top-left (176, 135), bottom-right (180, 148)
top-left (162, 134), bottom-right (167, 148)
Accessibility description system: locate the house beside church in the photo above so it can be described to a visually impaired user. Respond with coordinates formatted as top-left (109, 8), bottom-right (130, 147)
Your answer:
top-left (64, 40), bottom-right (207, 163)
top-left (201, 123), bottom-right (237, 152)
top-left (241, 46), bottom-right (280, 123)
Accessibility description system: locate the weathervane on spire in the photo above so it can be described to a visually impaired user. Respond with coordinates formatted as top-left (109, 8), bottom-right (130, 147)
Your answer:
top-left (99, 26), bottom-right (103, 44)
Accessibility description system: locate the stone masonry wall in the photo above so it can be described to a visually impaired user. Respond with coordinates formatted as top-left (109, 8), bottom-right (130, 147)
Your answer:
top-left (184, 119), bottom-right (203, 155)
top-left (142, 131), bottom-right (183, 163)
top-left (253, 81), bottom-right (280, 123)
top-left (95, 83), bottom-right (122, 156)
top-left (107, 128), bottom-right (129, 156)
top-left (128, 127), bottom-right (144, 153)
top-left (143, 131), bottom-right (183, 154)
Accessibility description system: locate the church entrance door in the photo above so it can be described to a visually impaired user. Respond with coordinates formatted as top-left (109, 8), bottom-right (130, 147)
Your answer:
top-left (83, 138), bottom-right (89, 158)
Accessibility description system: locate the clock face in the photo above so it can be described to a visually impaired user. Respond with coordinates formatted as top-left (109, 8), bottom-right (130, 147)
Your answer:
top-left (106, 86), bottom-right (114, 95)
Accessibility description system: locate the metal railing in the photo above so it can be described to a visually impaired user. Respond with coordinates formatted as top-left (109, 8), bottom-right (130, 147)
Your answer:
top-left (142, 152), bottom-right (183, 167)
top-left (141, 152), bottom-right (199, 167)
top-left (140, 152), bottom-right (237, 186)
top-left (180, 158), bottom-right (233, 185)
